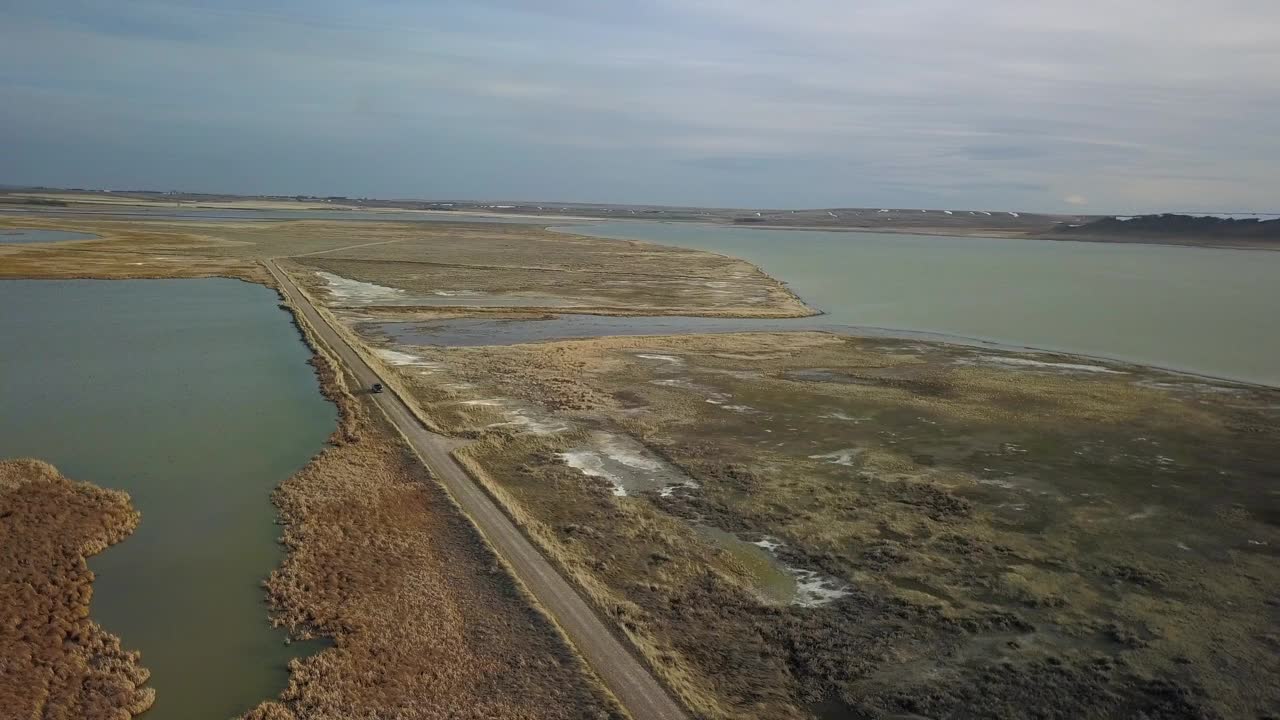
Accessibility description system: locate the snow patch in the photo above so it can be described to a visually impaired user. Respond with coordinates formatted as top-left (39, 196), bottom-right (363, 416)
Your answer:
top-left (317, 271), bottom-right (408, 306)
top-left (375, 349), bottom-right (440, 368)
top-left (809, 449), bottom-right (862, 466)
top-left (792, 570), bottom-right (851, 607)
top-left (752, 537), bottom-right (784, 552)
top-left (972, 355), bottom-right (1122, 374)
top-left (558, 431), bottom-right (698, 497)
top-left (636, 353), bottom-right (684, 364)
top-left (559, 451), bottom-right (628, 496)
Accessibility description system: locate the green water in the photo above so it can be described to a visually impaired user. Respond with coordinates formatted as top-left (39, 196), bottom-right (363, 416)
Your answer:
top-left (561, 223), bottom-right (1280, 387)
top-left (0, 278), bottom-right (335, 719)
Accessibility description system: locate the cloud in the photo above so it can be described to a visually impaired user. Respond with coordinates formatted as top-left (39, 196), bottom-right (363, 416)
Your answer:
top-left (0, 0), bottom-right (1277, 211)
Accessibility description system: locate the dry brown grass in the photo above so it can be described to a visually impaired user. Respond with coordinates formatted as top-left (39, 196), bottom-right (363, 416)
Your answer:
top-left (241, 307), bottom-right (620, 720)
top-left (0, 459), bottom-right (154, 720)
top-left (0, 216), bottom-right (265, 283)
top-left (360, 328), bottom-right (1280, 720)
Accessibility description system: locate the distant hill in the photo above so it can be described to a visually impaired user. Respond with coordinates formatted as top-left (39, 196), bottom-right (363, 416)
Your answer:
top-left (1054, 213), bottom-right (1280, 245)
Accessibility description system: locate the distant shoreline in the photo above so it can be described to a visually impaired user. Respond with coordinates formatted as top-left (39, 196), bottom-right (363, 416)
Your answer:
top-left (2, 190), bottom-right (1274, 250)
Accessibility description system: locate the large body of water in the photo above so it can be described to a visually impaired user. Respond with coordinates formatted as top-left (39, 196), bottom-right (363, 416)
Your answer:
top-left (0, 205), bottom-right (562, 224)
top-left (557, 223), bottom-right (1280, 387)
top-left (0, 278), bottom-right (334, 719)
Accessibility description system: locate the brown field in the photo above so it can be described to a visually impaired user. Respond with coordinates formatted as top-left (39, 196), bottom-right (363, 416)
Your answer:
top-left (242, 344), bottom-right (619, 720)
top-left (352, 326), bottom-right (1280, 720)
top-left (0, 459), bottom-right (153, 720)
top-left (0, 215), bottom-right (810, 317)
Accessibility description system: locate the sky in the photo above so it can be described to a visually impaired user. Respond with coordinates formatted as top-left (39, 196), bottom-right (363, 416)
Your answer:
top-left (2, 0), bottom-right (1277, 212)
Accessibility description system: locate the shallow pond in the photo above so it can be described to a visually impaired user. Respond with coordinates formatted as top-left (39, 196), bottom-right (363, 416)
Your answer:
top-left (556, 222), bottom-right (1280, 386)
top-left (0, 278), bottom-right (335, 719)
top-left (0, 227), bottom-right (99, 243)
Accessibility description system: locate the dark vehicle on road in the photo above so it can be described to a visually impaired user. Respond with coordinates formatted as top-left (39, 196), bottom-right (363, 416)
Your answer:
top-left (371, 382), bottom-right (383, 394)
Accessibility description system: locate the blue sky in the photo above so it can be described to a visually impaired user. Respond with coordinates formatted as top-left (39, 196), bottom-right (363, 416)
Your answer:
top-left (2, 0), bottom-right (1277, 212)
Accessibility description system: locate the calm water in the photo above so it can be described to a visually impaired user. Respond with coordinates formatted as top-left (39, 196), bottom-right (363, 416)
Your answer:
top-left (0, 227), bottom-right (99, 243)
top-left (0, 206), bottom-right (567, 224)
top-left (557, 223), bottom-right (1280, 386)
top-left (0, 279), bottom-right (335, 719)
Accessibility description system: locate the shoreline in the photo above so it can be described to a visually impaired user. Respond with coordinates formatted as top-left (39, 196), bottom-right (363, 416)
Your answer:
top-left (2, 209), bottom-right (1277, 717)
top-left (7, 199), bottom-right (1274, 250)
top-left (0, 459), bottom-right (155, 720)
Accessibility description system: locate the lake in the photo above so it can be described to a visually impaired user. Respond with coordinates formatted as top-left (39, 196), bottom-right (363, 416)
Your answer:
top-left (557, 223), bottom-right (1280, 387)
top-left (0, 205), bottom-right (567, 224)
top-left (0, 227), bottom-right (99, 243)
top-left (0, 278), bottom-right (335, 719)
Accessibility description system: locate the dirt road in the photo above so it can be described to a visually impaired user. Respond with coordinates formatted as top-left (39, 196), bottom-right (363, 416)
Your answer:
top-left (265, 259), bottom-right (688, 720)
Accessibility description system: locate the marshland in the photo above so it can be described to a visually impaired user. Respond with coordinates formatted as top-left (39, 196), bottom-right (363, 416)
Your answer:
top-left (2, 207), bottom-right (1276, 719)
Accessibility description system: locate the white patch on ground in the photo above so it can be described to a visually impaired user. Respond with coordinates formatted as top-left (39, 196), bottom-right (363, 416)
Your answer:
top-left (720, 404), bottom-right (758, 413)
top-left (810, 449), bottom-right (863, 466)
top-left (752, 537), bottom-right (784, 552)
top-left (822, 411), bottom-right (867, 423)
top-left (636, 353), bottom-right (684, 364)
top-left (791, 570), bottom-right (851, 607)
top-left (459, 398), bottom-right (571, 434)
top-left (375, 348), bottom-right (442, 368)
top-left (944, 210), bottom-right (954, 215)
top-left (971, 355), bottom-right (1123, 374)
top-left (317, 271), bottom-right (410, 305)
top-left (558, 451), bottom-right (628, 496)
top-left (1134, 379), bottom-right (1243, 396)
top-left (596, 434), bottom-right (664, 472)
top-left (489, 410), bottom-right (572, 435)
top-left (432, 290), bottom-right (483, 297)
top-left (559, 431), bottom-right (698, 497)
top-left (1008, 212), bottom-right (1020, 217)
top-left (651, 377), bottom-right (732, 404)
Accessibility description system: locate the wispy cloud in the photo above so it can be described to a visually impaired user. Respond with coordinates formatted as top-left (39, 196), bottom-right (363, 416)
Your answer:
top-left (1, 0), bottom-right (1276, 211)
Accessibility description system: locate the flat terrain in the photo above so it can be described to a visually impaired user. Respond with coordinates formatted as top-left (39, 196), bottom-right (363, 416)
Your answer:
top-left (268, 261), bottom-right (684, 720)
top-left (4, 209), bottom-right (1278, 719)
top-left (243, 329), bottom-right (620, 720)
top-left (0, 215), bottom-right (810, 317)
top-left (0, 459), bottom-right (154, 719)
top-left (2, 189), bottom-right (1086, 237)
top-left (352, 325), bottom-right (1280, 719)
